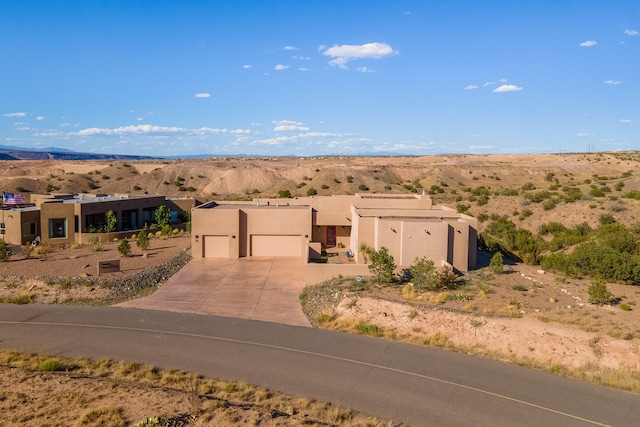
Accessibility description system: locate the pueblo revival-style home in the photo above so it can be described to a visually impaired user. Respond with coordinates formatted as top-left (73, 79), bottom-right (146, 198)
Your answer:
top-left (191, 193), bottom-right (477, 282)
top-left (1, 193), bottom-right (196, 246)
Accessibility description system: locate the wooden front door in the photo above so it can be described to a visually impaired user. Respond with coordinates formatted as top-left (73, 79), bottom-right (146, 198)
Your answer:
top-left (326, 226), bottom-right (336, 247)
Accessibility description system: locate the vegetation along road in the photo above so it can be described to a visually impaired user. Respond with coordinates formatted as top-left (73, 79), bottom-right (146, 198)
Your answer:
top-left (1, 305), bottom-right (637, 426)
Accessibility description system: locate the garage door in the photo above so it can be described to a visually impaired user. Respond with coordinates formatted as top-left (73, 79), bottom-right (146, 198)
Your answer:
top-left (251, 235), bottom-right (301, 257)
top-left (204, 235), bottom-right (229, 258)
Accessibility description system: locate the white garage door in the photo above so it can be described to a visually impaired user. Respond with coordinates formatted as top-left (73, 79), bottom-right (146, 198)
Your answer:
top-left (204, 235), bottom-right (229, 258)
top-left (251, 235), bottom-right (301, 257)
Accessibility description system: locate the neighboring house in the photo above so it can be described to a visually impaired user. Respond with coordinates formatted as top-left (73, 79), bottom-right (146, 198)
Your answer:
top-left (1, 193), bottom-right (196, 246)
top-left (191, 194), bottom-right (477, 280)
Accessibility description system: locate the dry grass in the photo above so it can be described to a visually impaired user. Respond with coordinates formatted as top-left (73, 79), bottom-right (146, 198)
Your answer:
top-left (0, 350), bottom-right (402, 427)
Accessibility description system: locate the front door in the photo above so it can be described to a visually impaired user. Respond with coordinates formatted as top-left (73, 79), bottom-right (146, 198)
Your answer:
top-left (326, 226), bottom-right (336, 247)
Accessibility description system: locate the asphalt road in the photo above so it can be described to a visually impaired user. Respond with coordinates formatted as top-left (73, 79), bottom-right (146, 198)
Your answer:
top-left (0, 305), bottom-right (637, 426)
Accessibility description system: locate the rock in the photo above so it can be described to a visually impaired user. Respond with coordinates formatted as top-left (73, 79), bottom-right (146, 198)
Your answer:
top-left (549, 298), bottom-right (557, 303)
top-left (537, 269), bottom-right (545, 274)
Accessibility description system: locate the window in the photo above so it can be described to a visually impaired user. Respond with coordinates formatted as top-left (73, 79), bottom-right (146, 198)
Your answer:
top-left (49, 218), bottom-right (67, 239)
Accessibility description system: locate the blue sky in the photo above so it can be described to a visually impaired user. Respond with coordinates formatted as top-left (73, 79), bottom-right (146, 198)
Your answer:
top-left (1, 1), bottom-right (638, 157)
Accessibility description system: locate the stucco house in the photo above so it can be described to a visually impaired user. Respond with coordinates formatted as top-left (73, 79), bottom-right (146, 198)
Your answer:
top-left (191, 194), bottom-right (477, 282)
top-left (1, 193), bottom-right (196, 246)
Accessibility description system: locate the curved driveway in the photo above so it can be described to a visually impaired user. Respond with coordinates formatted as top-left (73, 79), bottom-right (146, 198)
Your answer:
top-left (1, 305), bottom-right (637, 426)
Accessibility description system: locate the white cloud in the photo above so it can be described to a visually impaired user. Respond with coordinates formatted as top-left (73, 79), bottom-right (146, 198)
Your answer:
top-left (492, 84), bottom-right (523, 93)
top-left (16, 126), bottom-right (30, 131)
top-left (283, 46), bottom-right (298, 51)
top-left (3, 112), bottom-right (27, 117)
top-left (321, 42), bottom-right (397, 69)
top-left (36, 116), bottom-right (46, 120)
top-left (576, 132), bottom-right (591, 137)
top-left (194, 93), bottom-right (211, 98)
top-left (356, 67), bottom-right (375, 73)
top-left (619, 119), bottom-right (632, 123)
top-left (483, 82), bottom-right (495, 87)
top-left (579, 40), bottom-right (597, 47)
top-left (298, 67), bottom-right (311, 72)
top-left (274, 64), bottom-right (290, 71)
top-left (464, 85), bottom-right (479, 90)
top-left (242, 64), bottom-right (252, 69)
top-left (603, 80), bottom-right (622, 85)
top-left (74, 124), bottom-right (250, 137)
top-left (137, 117), bottom-right (144, 121)
top-left (272, 120), bottom-right (308, 132)
top-left (624, 29), bottom-right (639, 36)
top-left (469, 145), bottom-right (494, 150)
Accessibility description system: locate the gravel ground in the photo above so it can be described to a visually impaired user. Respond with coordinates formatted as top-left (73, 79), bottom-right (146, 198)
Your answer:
top-left (0, 235), bottom-right (192, 305)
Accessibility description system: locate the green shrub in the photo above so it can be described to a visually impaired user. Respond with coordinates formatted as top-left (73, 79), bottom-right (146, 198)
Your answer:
top-left (118, 239), bottom-right (131, 257)
top-left (38, 358), bottom-right (61, 371)
top-left (588, 278), bottom-right (613, 305)
top-left (136, 230), bottom-right (150, 250)
top-left (0, 240), bottom-right (11, 262)
top-left (620, 304), bottom-right (631, 311)
top-left (356, 322), bottom-right (383, 337)
top-left (489, 252), bottom-right (504, 275)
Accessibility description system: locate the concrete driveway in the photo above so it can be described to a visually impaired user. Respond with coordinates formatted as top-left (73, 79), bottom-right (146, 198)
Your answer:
top-left (116, 257), bottom-right (311, 327)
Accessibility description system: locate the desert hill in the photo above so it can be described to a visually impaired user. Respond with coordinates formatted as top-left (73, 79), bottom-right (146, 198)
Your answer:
top-left (2, 151), bottom-right (639, 234)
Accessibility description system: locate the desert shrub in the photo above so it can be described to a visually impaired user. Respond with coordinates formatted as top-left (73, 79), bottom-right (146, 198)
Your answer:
top-left (88, 235), bottom-right (103, 252)
top-left (588, 278), bottom-right (613, 305)
top-left (620, 304), bottom-right (632, 311)
top-left (38, 358), bottom-right (61, 372)
top-left (599, 213), bottom-right (616, 225)
top-left (590, 187), bottom-right (606, 198)
top-left (136, 230), bottom-right (150, 250)
top-left (118, 239), bottom-right (131, 257)
top-left (356, 322), bottom-right (383, 337)
top-left (437, 265), bottom-right (458, 290)
top-left (409, 256), bottom-right (437, 291)
top-left (623, 190), bottom-right (640, 200)
top-left (562, 186), bottom-right (582, 202)
top-left (0, 240), bottom-right (11, 262)
top-left (358, 184), bottom-right (369, 191)
top-left (477, 213), bottom-right (489, 223)
top-left (522, 182), bottom-right (535, 191)
top-left (368, 247), bottom-right (396, 284)
top-left (346, 175), bottom-right (353, 183)
top-left (278, 190), bottom-right (291, 198)
top-left (306, 187), bottom-right (317, 196)
top-left (542, 198), bottom-right (558, 211)
top-left (489, 252), bottom-right (503, 275)
top-left (501, 188), bottom-right (519, 196)
top-left (321, 184), bottom-right (329, 189)
top-left (456, 203), bottom-right (470, 213)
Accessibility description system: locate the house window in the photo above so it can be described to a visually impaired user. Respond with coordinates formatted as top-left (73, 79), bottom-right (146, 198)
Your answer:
top-left (49, 218), bottom-right (67, 239)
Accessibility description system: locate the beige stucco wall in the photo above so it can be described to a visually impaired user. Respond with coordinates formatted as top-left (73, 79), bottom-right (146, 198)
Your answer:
top-left (192, 204), bottom-right (311, 258)
top-left (40, 202), bottom-right (76, 246)
top-left (2, 208), bottom-right (41, 245)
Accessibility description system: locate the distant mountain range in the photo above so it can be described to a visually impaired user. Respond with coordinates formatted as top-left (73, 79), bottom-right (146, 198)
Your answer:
top-left (0, 145), bottom-right (155, 161)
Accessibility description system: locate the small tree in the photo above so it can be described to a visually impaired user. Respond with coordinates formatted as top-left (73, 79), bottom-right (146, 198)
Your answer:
top-left (118, 239), bottom-right (131, 257)
top-left (489, 252), bottom-right (504, 275)
top-left (437, 265), bottom-right (458, 290)
top-left (136, 230), bottom-right (150, 251)
top-left (409, 256), bottom-right (437, 291)
top-left (278, 190), bottom-right (291, 198)
top-left (359, 242), bottom-right (374, 264)
top-left (153, 205), bottom-right (171, 229)
top-left (103, 210), bottom-right (117, 233)
top-left (368, 246), bottom-right (396, 284)
top-left (588, 277), bottom-right (612, 305)
top-left (0, 240), bottom-right (11, 262)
